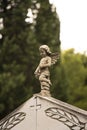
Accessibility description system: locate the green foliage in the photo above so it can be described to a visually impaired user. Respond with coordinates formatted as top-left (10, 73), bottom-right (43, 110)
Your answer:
top-left (51, 63), bottom-right (69, 102)
top-left (62, 49), bottom-right (87, 110)
top-left (35, 0), bottom-right (60, 53)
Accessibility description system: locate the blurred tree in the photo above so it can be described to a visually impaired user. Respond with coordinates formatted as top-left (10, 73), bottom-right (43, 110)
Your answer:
top-left (0, 0), bottom-right (35, 118)
top-left (51, 63), bottom-right (69, 102)
top-left (62, 49), bottom-right (87, 110)
top-left (0, 0), bottom-right (60, 119)
top-left (35, 0), bottom-right (60, 51)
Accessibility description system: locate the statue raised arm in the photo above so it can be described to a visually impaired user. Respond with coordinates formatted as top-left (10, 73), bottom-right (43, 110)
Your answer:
top-left (34, 45), bottom-right (59, 96)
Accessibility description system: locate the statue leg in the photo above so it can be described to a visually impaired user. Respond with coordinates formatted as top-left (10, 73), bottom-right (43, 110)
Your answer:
top-left (39, 74), bottom-right (51, 96)
top-left (39, 74), bottom-right (52, 85)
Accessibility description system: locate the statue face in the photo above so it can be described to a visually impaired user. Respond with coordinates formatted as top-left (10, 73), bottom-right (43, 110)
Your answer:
top-left (40, 49), bottom-right (47, 57)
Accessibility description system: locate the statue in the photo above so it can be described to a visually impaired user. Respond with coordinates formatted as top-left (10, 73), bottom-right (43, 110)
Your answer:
top-left (34, 45), bottom-right (59, 96)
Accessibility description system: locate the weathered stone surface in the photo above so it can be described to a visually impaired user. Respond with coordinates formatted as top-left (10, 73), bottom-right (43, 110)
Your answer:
top-left (34, 45), bottom-right (59, 96)
top-left (0, 94), bottom-right (87, 130)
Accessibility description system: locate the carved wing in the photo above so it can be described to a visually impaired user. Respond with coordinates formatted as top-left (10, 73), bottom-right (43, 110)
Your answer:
top-left (51, 52), bottom-right (59, 65)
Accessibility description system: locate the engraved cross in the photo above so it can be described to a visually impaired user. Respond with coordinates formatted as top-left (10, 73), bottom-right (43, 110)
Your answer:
top-left (30, 97), bottom-right (41, 111)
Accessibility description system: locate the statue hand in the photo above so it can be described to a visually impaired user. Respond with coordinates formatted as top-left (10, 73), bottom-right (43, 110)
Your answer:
top-left (34, 72), bottom-right (40, 79)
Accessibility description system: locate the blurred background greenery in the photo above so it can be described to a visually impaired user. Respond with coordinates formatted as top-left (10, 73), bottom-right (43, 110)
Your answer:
top-left (0, 0), bottom-right (87, 119)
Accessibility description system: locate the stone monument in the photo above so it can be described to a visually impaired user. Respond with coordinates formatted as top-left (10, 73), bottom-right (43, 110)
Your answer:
top-left (0, 45), bottom-right (87, 130)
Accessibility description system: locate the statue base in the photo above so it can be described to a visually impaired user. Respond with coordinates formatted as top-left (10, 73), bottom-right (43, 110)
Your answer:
top-left (38, 90), bottom-right (51, 97)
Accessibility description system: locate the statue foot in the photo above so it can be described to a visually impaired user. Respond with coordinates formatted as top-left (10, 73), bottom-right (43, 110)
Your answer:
top-left (40, 90), bottom-right (51, 97)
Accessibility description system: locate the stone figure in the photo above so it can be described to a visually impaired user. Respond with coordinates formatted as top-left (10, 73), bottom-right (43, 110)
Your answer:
top-left (34, 45), bottom-right (59, 96)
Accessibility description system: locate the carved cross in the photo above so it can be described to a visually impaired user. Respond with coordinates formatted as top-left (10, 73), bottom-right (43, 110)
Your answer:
top-left (30, 97), bottom-right (41, 130)
top-left (30, 97), bottom-right (41, 111)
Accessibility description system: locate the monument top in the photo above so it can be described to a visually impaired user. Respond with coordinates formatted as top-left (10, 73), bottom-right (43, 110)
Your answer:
top-left (0, 94), bottom-right (87, 130)
top-left (0, 45), bottom-right (87, 130)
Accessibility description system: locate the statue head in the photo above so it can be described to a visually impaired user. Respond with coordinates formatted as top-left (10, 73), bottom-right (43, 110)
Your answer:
top-left (39, 45), bottom-right (51, 55)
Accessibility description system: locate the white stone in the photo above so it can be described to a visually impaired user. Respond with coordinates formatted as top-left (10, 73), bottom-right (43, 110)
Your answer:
top-left (0, 94), bottom-right (87, 130)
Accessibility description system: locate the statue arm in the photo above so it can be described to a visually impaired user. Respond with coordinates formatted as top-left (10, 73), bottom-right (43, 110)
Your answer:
top-left (39, 57), bottom-right (51, 68)
top-left (34, 66), bottom-right (40, 78)
top-left (34, 66), bottom-right (40, 73)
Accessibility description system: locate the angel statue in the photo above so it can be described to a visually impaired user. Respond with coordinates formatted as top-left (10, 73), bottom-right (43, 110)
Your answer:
top-left (34, 45), bottom-right (59, 96)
